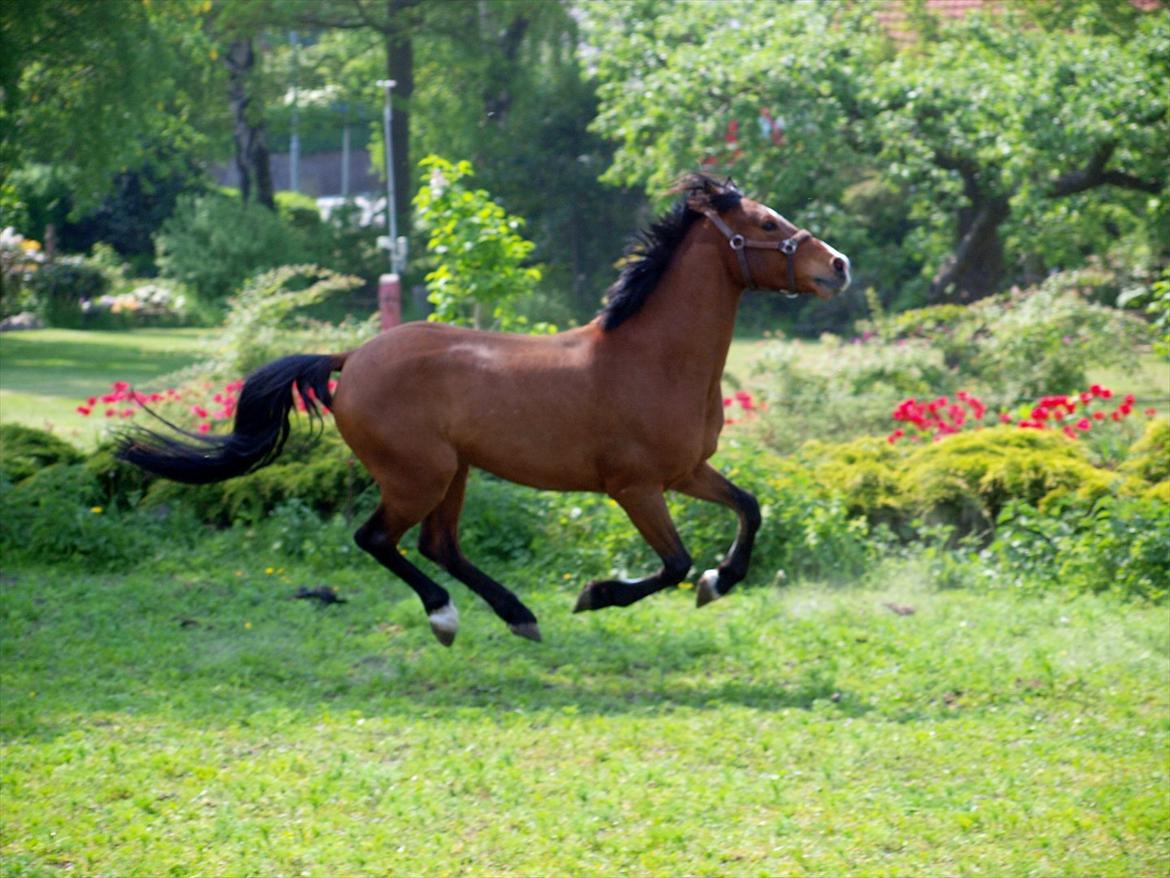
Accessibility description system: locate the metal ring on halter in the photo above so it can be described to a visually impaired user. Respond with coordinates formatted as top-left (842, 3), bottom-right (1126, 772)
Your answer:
top-left (780, 237), bottom-right (799, 256)
top-left (729, 234), bottom-right (746, 251)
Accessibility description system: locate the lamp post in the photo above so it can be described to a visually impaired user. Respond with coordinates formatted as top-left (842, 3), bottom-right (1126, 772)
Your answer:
top-left (375, 78), bottom-right (406, 328)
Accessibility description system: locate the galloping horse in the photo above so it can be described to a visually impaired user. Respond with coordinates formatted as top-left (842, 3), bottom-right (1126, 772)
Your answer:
top-left (119, 174), bottom-right (850, 645)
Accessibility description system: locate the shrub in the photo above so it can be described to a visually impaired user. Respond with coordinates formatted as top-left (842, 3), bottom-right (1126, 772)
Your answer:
top-left (24, 258), bottom-right (109, 326)
top-left (989, 495), bottom-right (1170, 601)
top-left (155, 193), bottom-right (312, 302)
top-left (753, 335), bottom-right (954, 451)
top-left (1121, 417), bottom-right (1170, 485)
top-left (0, 424), bottom-right (84, 482)
top-left (203, 265), bottom-right (371, 378)
top-left (141, 429), bottom-right (373, 526)
top-left (413, 155), bottom-right (550, 333)
top-left (856, 272), bottom-right (1144, 408)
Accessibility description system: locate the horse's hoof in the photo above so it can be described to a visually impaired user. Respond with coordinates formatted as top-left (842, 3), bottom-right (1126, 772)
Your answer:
top-left (696, 569), bottom-right (722, 608)
top-left (428, 601), bottom-right (459, 646)
top-left (509, 622), bottom-right (543, 643)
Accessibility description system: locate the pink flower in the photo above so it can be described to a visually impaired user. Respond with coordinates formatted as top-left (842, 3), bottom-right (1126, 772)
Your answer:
top-left (1075, 418), bottom-right (1091, 431)
top-left (197, 423), bottom-right (212, 434)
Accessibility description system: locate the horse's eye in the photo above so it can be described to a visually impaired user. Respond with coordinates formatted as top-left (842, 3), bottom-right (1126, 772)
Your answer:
top-left (762, 221), bottom-right (778, 231)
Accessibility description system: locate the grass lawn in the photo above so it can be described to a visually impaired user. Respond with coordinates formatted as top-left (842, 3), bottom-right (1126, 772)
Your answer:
top-left (2, 545), bottom-right (1167, 877)
top-left (0, 328), bottom-right (210, 447)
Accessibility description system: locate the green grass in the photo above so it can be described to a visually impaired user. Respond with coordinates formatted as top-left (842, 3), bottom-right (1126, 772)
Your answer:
top-left (0, 328), bottom-right (210, 447)
top-left (2, 544), bottom-right (1167, 877)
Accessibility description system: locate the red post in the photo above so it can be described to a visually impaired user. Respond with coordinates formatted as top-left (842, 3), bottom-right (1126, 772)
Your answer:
top-left (378, 273), bottom-right (402, 331)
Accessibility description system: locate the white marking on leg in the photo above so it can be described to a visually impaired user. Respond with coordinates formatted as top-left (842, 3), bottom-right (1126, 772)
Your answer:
top-left (697, 568), bottom-right (723, 606)
top-left (428, 600), bottom-right (459, 635)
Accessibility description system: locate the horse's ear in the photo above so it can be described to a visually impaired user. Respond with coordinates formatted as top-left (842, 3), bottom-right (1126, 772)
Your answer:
top-left (683, 175), bottom-right (719, 212)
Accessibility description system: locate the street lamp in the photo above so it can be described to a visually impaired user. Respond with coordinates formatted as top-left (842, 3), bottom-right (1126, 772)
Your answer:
top-left (375, 79), bottom-right (407, 275)
top-left (375, 78), bottom-right (407, 329)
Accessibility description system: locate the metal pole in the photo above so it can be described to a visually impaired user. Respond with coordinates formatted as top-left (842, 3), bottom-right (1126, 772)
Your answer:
top-left (289, 31), bottom-right (300, 192)
top-left (376, 79), bottom-right (399, 273)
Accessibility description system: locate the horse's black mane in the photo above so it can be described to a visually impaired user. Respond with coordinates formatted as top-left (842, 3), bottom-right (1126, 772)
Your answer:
top-left (598, 173), bottom-right (744, 331)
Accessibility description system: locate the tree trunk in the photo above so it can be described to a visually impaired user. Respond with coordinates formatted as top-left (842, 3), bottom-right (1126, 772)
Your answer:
top-left (225, 38), bottom-right (275, 211)
top-left (385, 0), bottom-right (414, 242)
top-left (929, 195), bottom-right (1010, 302)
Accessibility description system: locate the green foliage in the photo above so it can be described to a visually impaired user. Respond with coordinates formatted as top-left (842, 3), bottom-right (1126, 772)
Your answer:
top-left (1, 0), bottom-right (218, 211)
top-left (897, 427), bottom-right (1116, 536)
top-left (754, 335), bottom-right (954, 452)
top-left (412, 156), bottom-right (550, 333)
top-left (1121, 417), bottom-right (1170, 485)
top-left (583, 1), bottom-right (1168, 306)
top-left (0, 423), bottom-right (83, 482)
top-left (990, 496), bottom-right (1170, 601)
top-left (0, 463), bottom-right (188, 569)
top-left (142, 429), bottom-right (373, 527)
top-left (851, 271), bottom-right (1144, 408)
top-left (204, 265), bottom-right (371, 377)
top-left (24, 258), bottom-right (109, 327)
top-left (1120, 268), bottom-right (1170, 360)
top-left (154, 193), bottom-right (315, 302)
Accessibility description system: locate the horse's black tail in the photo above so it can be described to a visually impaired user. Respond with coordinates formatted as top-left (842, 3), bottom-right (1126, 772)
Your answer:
top-left (116, 353), bottom-right (345, 484)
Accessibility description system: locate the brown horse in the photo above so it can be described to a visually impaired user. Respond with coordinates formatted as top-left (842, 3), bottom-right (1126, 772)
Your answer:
top-left (119, 174), bottom-right (850, 645)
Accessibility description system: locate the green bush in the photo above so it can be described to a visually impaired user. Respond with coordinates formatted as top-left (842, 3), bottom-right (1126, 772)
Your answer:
top-left (142, 429), bottom-right (373, 526)
top-left (155, 193), bottom-right (313, 302)
top-left (0, 464), bottom-right (184, 569)
top-left (801, 428), bottom-right (1120, 541)
top-left (754, 335), bottom-right (954, 451)
top-left (855, 272), bottom-right (1144, 407)
top-left (0, 424), bottom-right (84, 482)
top-left (989, 495), bottom-right (1170, 601)
top-left (206, 265), bottom-right (370, 378)
top-left (24, 259), bottom-right (109, 326)
top-left (1121, 417), bottom-right (1170, 485)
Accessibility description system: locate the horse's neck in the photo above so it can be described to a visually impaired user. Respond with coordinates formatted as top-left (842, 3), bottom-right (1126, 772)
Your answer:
top-left (605, 242), bottom-right (742, 386)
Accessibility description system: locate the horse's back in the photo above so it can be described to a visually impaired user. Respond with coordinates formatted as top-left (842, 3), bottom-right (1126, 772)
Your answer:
top-left (331, 322), bottom-right (612, 491)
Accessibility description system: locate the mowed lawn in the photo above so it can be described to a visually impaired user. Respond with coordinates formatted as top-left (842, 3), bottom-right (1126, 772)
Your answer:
top-left (0, 328), bottom-right (210, 446)
top-left (2, 549), bottom-right (1167, 877)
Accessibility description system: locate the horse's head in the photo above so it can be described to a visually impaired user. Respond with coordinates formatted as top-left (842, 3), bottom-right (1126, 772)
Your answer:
top-left (683, 175), bottom-right (851, 299)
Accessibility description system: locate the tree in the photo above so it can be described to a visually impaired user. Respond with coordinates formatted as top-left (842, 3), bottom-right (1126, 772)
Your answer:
top-left (412, 155), bottom-right (547, 332)
top-left (581, 0), bottom-right (1168, 306)
top-left (868, 6), bottom-right (1168, 301)
top-left (0, 0), bottom-right (216, 213)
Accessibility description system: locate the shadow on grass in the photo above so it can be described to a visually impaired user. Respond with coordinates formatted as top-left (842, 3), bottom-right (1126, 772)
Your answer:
top-left (0, 566), bottom-right (876, 740)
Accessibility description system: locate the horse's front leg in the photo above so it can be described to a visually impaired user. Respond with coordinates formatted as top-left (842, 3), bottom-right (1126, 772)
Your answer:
top-left (573, 486), bottom-right (692, 612)
top-left (673, 463), bottom-right (761, 607)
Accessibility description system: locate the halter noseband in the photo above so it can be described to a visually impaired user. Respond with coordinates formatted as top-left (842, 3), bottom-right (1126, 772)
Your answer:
top-left (700, 208), bottom-right (812, 296)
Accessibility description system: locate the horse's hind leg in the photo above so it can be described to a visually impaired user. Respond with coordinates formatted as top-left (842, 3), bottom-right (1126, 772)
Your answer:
top-left (418, 464), bottom-right (542, 642)
top-left (674, 463), bottom-right (761, 607)
top-left (355, 505), bottom-right (460, 646)
top-left (573, 486), bottom-right (692, 612)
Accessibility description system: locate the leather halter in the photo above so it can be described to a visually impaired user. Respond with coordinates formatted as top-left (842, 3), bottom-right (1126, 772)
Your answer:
top-left (700, 208), bottom-right (812, 294)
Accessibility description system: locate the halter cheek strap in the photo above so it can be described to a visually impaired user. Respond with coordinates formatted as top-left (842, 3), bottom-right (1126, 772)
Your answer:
top-left (700, 208), bottom-right (812, 294)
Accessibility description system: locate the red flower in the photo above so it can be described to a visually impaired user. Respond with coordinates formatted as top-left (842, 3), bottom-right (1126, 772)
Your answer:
top-left (76, 406), bottom-right (92, 416)
top-left (1145, 407), bottom-right (1157, 417)
top-left (1075, 418), bottom-right (1091, 431)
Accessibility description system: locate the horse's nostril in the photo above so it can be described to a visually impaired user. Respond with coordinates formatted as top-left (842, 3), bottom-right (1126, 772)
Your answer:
top-left (832, 256), bottom-right (848, 275)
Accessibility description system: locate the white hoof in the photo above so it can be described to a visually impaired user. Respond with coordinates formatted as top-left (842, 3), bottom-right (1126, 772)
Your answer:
top-left (428, 601), bottom-right (459, 646)
top-left (696, 569), bottom-right (722, 608)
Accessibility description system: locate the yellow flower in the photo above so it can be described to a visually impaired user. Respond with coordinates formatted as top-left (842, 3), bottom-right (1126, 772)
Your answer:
top-left (678, 581), bottom-right (694, 590)
top-left (244, 621), bottom-right (253, 630)
top-left (89, 506), bottom-right (103, 514)
top-left (265, 566), bottom-right (275, 575)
